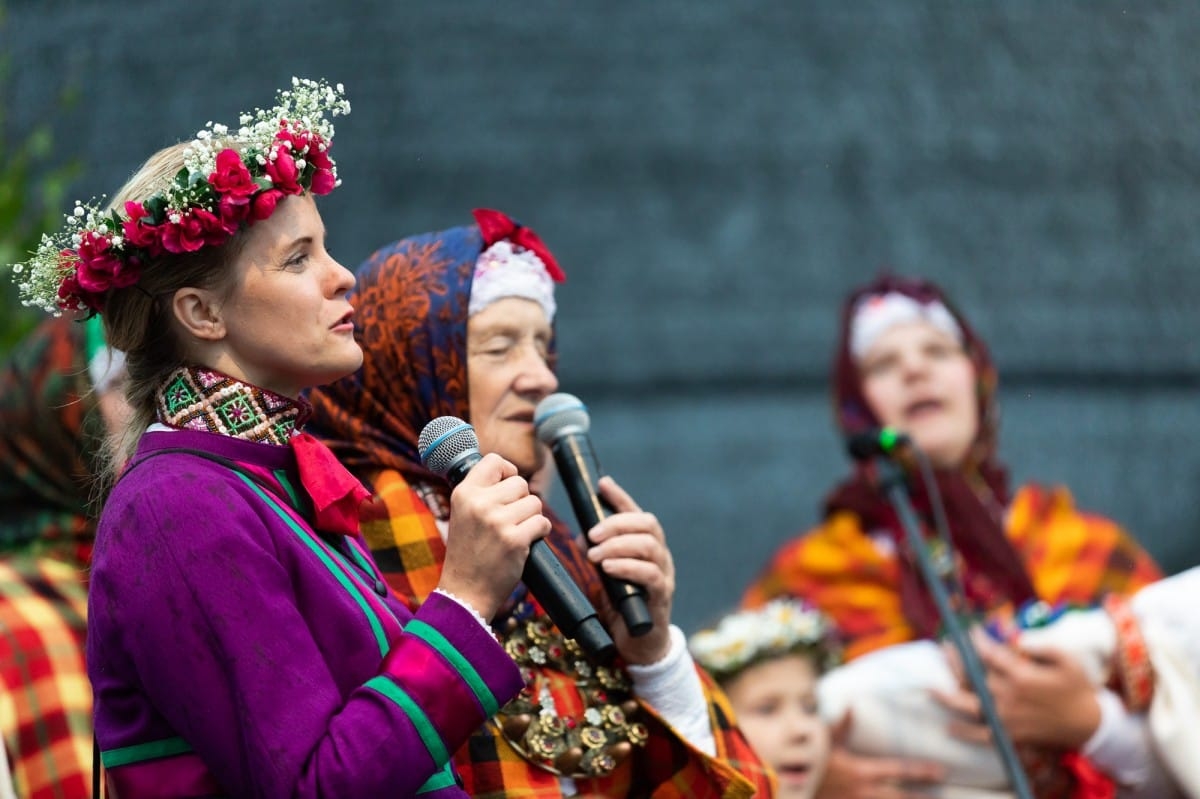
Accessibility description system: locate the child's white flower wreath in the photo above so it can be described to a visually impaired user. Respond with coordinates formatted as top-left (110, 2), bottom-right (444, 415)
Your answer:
top-left (689, 599), bottom-right (839, 681)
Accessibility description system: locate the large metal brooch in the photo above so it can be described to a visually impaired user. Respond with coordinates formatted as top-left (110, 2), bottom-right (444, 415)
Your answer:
top-left (493, 613), bottom-right (649, 778)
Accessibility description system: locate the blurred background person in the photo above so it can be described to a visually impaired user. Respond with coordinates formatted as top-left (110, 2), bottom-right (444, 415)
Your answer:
top-left (689, 599), bottom-right (838, 799)
top-left (307, 208), bottom-right (772, 798)
top-left (0, 314), bottom-right (126, 798)
top-left (743, 274), bottom-right (1168, 798)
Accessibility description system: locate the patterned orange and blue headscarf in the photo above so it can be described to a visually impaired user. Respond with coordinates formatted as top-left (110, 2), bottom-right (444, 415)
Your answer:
top-left (307, 210), bottom-right (563, 489)
top-left (307, 221), bottom-right (479, 488)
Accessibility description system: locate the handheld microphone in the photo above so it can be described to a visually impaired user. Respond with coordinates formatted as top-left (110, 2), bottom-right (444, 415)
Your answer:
top-left (845, 427), bottom-right (911, 461)
top-left (418, 416), bottom-right (616, 663)
top-left (534, 393), bottom-right (654, 638)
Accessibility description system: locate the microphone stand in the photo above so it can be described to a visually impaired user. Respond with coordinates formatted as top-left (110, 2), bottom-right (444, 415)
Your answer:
top-left (873, 456), bottom-right (1035, 799)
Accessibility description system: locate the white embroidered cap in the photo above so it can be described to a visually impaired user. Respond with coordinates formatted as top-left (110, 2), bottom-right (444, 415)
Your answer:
top-left (850, 292), bottom-right (962, 361)
top-left (468, 239), bottom-right (557, 322)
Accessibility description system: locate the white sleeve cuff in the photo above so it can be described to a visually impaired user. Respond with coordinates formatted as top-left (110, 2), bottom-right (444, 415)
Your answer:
top-left (624, 625), bottom-right (717, 756)
top-left (1083, 688), bottom-right (1176, 795)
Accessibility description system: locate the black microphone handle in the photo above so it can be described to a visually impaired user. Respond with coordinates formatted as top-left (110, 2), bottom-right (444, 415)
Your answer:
top-left (551, 433), bottom-right (654, 638)
top-left (444, 449), bottom-right (616, 663)
top-left (522, 541), bottom-right (616, 662)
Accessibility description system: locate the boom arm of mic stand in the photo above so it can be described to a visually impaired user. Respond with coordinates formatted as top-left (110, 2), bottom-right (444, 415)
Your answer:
top-left (874, 457), bottom-right (1034, 799)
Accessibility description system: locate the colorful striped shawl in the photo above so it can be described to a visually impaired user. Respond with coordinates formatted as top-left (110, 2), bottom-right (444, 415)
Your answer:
top-left (743, 483), bottom-right (1161, 662)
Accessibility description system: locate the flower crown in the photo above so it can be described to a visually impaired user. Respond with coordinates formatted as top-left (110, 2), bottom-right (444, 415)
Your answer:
top-left (688, 599), bottom-right (839, 680)
top-left (9, 77), bottom-right (351, 315)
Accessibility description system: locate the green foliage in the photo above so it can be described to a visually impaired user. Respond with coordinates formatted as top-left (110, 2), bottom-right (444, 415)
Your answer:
top-left (0, 2), bottom-right (82, 354)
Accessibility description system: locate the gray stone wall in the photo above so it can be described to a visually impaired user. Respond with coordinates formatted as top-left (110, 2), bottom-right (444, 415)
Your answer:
top-left (6, 0), bottom-right (1198, 631)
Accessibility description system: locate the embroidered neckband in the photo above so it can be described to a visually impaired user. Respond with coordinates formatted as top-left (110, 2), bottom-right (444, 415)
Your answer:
top-left (155, 366), bottom-right (308, 446)
top-left (10, 77), bottom-right (350, 316)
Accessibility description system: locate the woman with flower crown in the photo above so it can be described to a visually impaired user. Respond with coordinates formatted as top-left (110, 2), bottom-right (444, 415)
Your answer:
top-left (742, 274), bottom-right (1177, 799)
top-left (10, 80), bottom-right (553, 798)
top-left (305, 209), bottom-right (773, 799)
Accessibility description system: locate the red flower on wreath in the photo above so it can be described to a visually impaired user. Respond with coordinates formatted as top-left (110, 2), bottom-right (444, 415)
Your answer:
top-left (209, 149), bottom-right (257, 199)
top-left (76, 231), bottom-right (138, 293)
top-left (266, 144), bottom-right (303, 195)
top-left (160, 209), bottom-right (227, 254)
top-left (122, 202), bottom-right (165, 256)
top-left (251, 189), bottom-right (286, 221)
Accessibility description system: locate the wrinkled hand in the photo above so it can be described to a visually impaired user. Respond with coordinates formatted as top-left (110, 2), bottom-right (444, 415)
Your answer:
top-left (815, 711), bottom-right (945, 799)
top-left (585, 476), bottom-right (674, 665)
top-left (439, 453), bottom-right (551, 621)
top-left (933, 631), bottom-right (1102, 750)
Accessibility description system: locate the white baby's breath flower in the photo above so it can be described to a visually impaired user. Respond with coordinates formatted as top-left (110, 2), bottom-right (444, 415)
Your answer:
top-left (688, 599), bottom-right (832, 678)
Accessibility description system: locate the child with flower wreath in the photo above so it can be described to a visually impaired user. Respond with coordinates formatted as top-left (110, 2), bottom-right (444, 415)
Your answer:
top-left (689, 599), bottom-right (838, 799)
top-left (9, 78), bottom-right (555, 798)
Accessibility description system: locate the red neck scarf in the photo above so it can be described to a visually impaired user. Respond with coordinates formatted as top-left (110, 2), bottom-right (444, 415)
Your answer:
top-left (156, 365), bottom-right (369, 536)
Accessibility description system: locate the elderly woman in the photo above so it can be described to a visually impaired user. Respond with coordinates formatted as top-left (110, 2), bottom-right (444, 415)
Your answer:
top-left (744, 274), bottom-right (1172, 798)
top-left (307, 208), bottom-right (771, 798)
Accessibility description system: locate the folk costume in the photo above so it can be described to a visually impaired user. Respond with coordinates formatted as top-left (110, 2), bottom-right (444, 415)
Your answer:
top-left (88, 368), bottom-right (524, 797)
top-left (307, 211), bottom-right (771, 799)
top-left (743, 275), bottom-right (1165, 798)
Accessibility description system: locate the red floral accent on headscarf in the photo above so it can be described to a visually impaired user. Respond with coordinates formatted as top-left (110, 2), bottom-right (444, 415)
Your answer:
top-left (824, 274), bottom-right (1036, 638)
top-left (472, 208), bottom-right (567, 282)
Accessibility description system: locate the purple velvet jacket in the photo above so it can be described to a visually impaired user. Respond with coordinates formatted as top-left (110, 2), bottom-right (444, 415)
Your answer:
top-left (87, 429), bottom-right (523, 798)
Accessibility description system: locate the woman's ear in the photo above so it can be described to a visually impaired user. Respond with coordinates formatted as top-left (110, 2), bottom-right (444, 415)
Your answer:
top-left (171, 287), bottom-right (226, 341)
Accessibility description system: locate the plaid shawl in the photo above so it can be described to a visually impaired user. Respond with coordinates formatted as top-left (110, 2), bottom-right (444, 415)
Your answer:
top-left (309, 216), bottom-right (772, 798)
top-left (0, 317), bottom-right (102, 798)
top-left (743, 483), bottom-right (1161, 661)
top-left (0, 558), bottom-right (91, 799)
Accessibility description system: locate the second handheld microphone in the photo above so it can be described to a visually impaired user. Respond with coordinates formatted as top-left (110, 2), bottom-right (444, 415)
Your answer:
top-left (418, 416), bottom-right (616, 663)
top-left (534, 393), bottom-right (653, 638)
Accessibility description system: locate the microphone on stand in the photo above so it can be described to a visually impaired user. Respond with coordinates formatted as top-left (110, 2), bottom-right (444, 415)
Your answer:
top-left (845, 427), bottom-right (911, 461)
top-left (845, 427), bottom-right (1035, 799)
top-left (534, 393), bottom-right (653, 637)
top-left (418, 416), bottom-right (616, 663)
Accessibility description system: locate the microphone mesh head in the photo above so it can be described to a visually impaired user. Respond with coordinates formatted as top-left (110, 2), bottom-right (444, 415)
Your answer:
top-left (418, 416), bottom-right (480, 476)
top-left (534, 392), bottom-right (590, 444)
